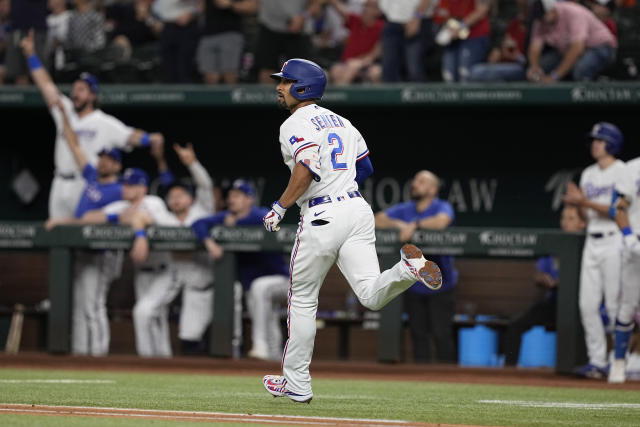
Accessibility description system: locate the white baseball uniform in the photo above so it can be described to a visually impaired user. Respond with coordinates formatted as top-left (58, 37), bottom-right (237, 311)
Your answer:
top-left (172, 161), bottom-right (216, 342)
top-left (49, 95), bottom-right (133, 218)
top-left (277, 104), bottom-right (423, 397)
top-left (578, 159), bottom-right (626, 368)
top-left (104, 195), bottom-right (180, 357)
top-left (613, 158), bottom-right (640, 327)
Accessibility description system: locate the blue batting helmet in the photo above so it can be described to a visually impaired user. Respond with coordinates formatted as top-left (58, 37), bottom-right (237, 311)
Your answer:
top-left (78, 72), bottom-right (100, 93)
top-left (589, 122), bottom-right (624, 156)
top-left (270, 59), bottom-right (327, 101)
top-left (121, 168), bottom-right (149, 187)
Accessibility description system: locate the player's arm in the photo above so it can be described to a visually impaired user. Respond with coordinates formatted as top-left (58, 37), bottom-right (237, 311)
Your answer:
top-left (355, 156), bottom-right (373, 185)
top-left (192, 216), bottom-right (224, 259)
top-left (263, 163), bottom-right (314, 232)
top-left (175, 143), bottom-right (215, 212)
top-left (417, 212), bottom-right (452, 229)
top-left (129, 210), bottom-right (155, 264)
top-left (55, 100), bottom-right (88, 171)
top-left (374, 211), bottom-right (409, 229)
top-left (127, 129), bottom-right (165, 149)
top-left (20, 29), bottom-right (61, 108)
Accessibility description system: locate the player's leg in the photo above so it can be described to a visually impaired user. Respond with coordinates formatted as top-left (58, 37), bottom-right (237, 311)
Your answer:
top-left (266, 276), bottom-right (289, 360)
top-left (178, 282), bottom-right (214, 344)
top-left (405, 291), bottom-right (431, 362)
top-left (248, 275), bottom-right (288, 360)
top-left (71, 255), bottom-right (90, 355)
top-left (82, 253), bottom-right (108, 356)
top-left (280, 217), bottom-right (337, 398)
top-left (578, 242), bottom-right (608, 373)
top-left (144, 267), bottom-right (181, 357)
top-left (132, 270), bottom-right (156, 356)
top-left (427, 287), bottom-right (456, 363)
top-left (610, 252), bottom-right (640, 382)
top-left (336, 200), bottom-right (417, 311)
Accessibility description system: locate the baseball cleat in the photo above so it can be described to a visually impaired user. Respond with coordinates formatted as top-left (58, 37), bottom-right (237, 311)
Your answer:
top-left (572, 363), bottom-right (608, 379)
top-left (608, 359), bottom-right (626, 383)
top-left (400, 244), bottom-right (442, 290)
top-left (263, 375), bottom-right (313, 403)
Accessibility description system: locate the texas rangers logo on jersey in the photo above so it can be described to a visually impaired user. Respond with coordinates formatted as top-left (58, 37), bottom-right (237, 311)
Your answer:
top-left (585, 183), bottom-right (613, 200)
top-left (289, 135), bottom-right (305, 145)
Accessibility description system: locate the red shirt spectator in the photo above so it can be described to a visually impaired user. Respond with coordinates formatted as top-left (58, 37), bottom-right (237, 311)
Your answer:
top-left (435, 0), bottom-right (491, 39)
top-left (341, 13), bottom-right (384, 61)
top-left (506, 16), bottom-right (526, 55)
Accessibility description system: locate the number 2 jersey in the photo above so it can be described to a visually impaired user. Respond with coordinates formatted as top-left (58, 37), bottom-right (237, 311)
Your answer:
top-left (279, 104), bottom-right (370, 207)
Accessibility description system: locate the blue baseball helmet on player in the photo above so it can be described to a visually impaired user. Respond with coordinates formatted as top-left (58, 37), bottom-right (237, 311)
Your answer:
top-left (589, 122), bottom-right (623, 156)
top-left (121, 168), bottom-right (149, 187)
top-left (78, 72), bottom-right (100, 93)
top-left (270, 59), bottom-right (327, 101)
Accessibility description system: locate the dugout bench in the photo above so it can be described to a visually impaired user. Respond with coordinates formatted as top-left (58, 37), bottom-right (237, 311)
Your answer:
top-left (0, 223), bottom-right (584, 374)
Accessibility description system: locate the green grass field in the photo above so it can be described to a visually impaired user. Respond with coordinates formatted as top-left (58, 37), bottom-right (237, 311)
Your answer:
top-left (0, 368), bottom-right (639, 426)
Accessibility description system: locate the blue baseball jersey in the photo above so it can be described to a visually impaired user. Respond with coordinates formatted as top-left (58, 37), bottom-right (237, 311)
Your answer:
top-left (74, 164), bottom-right (123, 218)
top-left (536, 255), bottom-right (559, 301)
top-left (384, 199), bottom-right (458, 295)
top-left (192, 206), bottom-right (290, 289)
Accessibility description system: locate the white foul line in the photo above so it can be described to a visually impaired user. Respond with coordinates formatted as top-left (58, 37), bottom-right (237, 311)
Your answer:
top-left (0, 404), bottom-right (413, 426)
top-left (479, 400), bottom-right (640, 410)
top-left (0, 379), bottom-right (115, 384)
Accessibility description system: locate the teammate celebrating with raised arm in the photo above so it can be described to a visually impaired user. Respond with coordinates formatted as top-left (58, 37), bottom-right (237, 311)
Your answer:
top-left (20, 29), bottom-right (164, 219)
top-left (261, 59), bottom-right (442, 403)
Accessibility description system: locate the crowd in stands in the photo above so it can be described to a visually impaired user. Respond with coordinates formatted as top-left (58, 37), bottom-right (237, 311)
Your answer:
top-left (0, 0), bottom-right (638, 85)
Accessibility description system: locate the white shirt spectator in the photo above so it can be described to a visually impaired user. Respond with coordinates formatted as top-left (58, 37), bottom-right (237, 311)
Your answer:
top-left (378, 0), bottom-right (422, 24)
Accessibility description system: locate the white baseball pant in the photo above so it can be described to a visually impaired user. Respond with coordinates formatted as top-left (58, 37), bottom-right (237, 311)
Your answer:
top-left (133, 264), bottom-right (181, 357)
top-left (48, 175), bottom-right (85, 218)
top-left (247, 275), bottom-right (289, 360)
top-left (579, 233), bottom-right (623, 367)
top-left (283, 196), bottom-right (417, 396)
top-left (72, 250), bottom-right (123, 356)
top-left (176, 257), bottom-right (214, 342)
top-left (618, 250), bottom-right (640, 325)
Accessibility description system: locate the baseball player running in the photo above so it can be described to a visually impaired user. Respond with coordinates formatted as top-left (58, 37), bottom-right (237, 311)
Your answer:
top-left (153, 142), bottom-right (216, 352)
top-left (261, 58), bottom-right (442, 403)
top-left (563, 122), bottom-right (627, 378)
top-left (191, 180), bottom-right (290, 361)
top-left (20, 29), bottom-right (164, 219)
top-left (606, 124), bottom-right (640, 383)
top-left (45, 102), bottom-right (125, 356)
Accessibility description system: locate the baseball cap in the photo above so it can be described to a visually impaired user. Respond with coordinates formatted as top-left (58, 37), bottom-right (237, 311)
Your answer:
top-left (121, 168), bottom-right (149, 186)
top-left (230, 179), bottom-right (255, 197)
top-left (78, 72), bottom-right (100, 93)
top-left (98, 147), bottom-right (122, 163)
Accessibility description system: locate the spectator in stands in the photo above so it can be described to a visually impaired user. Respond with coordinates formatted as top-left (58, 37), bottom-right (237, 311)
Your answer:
top-left (378, 0), bottom-right (432, 82)
top-left (328, 0), bottom-right (383, 85)
top-left (67, 0), bottom-right (107, 53)
top-left (586, 0), bottom-right (618, 38)
top-left (197, 0), bottom-right (258, 84)
top-left (308, 0), bottom-right (348, 69)
top-left (434, 0), bottom-right (491, 83)
top-left (255, 0), bottom-right (321, 84)
top-left (5, 0), bottom-right (47, 85)
top-left (192, 180), bottom-right (290, 361)
top-left (0, 0), bottom-right (9, 84)
top-left (503, 205), bottom-right (586, 366)
top-left (105, 0), bottom-right (163, 63)
top-left (46, 0), bottom-right (71, 73)
top-left (152, 0), bottom-right (200, 83)
top-left (374, 170), bottom-right (458, 363)
top-left (468, 0), bottom-right (528, 82)
top-left (526, 0), bottom-right (617, 83)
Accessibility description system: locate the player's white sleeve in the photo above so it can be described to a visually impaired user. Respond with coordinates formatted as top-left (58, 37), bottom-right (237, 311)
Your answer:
top-left (103, 114), bottom-right (135, 149)
top-left (616, 163), bottom-right (636, 203)
top-left (188, 161), bottom-right (215, 213)
top-left (49, 95), bottom-right (74, 131)
top-left (354, 128), bottom-right (370, 161)
top-left (280, 122), bottom-right (321, 181)
top-left (145, 196), bottom-right (180, 226)
top-left (102, 200), bottom-right (129, 215)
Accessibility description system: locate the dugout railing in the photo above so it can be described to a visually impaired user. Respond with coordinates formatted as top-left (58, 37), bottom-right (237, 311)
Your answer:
top-left (0, 223), bottom-right (584, 374)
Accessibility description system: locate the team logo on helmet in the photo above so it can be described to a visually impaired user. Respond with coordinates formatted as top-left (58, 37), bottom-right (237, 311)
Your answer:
top-left (281, 61), bottom-right (288, 72)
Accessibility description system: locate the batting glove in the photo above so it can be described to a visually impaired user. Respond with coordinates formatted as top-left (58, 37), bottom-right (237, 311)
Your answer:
top-left (263, 201), bottom-right (286, 232)
top-left (623, 228), bottom-right (640, 256)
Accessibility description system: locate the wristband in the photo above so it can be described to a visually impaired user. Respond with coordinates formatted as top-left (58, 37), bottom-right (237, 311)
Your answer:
top-left (107, 213), bottom-right (119, 224)
top-left (134, 229), bottom-right (147, 238)
top-left (550, 71), bottom-right (560, 81)
top-left (28, 54), bottom-right (43, 71)
top-left (609, 206), bottom-right (617, 219)
top-left (622, 226), bottom-right (633, 236)
top-left (140, 133), bottom-right (151, 147)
